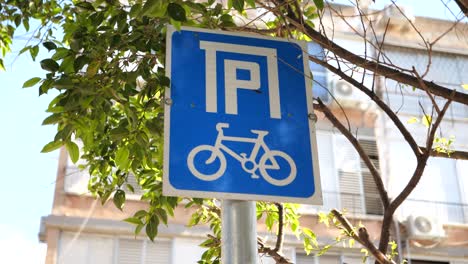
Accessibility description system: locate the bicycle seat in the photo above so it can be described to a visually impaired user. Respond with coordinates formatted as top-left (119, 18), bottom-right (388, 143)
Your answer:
top-left (216, 122), bottom-right (229, 131)
top-left (250, 129), bottom-right (269, 136)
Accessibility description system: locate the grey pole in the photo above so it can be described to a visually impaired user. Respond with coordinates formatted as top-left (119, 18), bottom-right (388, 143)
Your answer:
top-left (221, 200), bottom-right (258, 264)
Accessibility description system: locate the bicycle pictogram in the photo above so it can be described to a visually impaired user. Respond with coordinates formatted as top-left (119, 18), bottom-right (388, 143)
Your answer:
top-left (187, 123), bottom-right (297, 186)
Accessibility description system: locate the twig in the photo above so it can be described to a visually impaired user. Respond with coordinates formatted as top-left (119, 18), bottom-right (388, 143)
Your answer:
top-left (420, 147), bottom-right (468, 160)
top-left (309, 55), bottom-right (422, 159)
top-left (378, 94), bottom-right (454, 253)
top-left (331, 209), bottom-right (396, 264)
top-left (257, 237), bottom-right (293, 264)
top-left (314, 99), bottom-right (390, 209)
top-left (280, 9), bottom-right (468, 105)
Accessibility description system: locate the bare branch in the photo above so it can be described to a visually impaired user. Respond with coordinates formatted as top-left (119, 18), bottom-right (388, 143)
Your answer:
top-left (314, 99), bottom-right (390, 208)
top-left (379, 95), bottom-right (454, 253)
top-left (412, 67), bottom-right (441, 114)
top-left (421, 147), bottom-right (468, 160)
top-left (257, 237), bottom-right (293, 264)
top-left (274, 203), bottom-right (284, 252)
top-left (308, 55), bottom-right (422, 158)
top-left (282, 11), bottom-right (468, 105)
top-left (331, 209), bottom-right (396, 264)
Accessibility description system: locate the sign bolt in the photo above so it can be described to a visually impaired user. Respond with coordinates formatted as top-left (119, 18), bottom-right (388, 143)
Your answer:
top-left (308, 113), bottom-right (317, 123)
top-left (164, 98), bottom-right (173, 106)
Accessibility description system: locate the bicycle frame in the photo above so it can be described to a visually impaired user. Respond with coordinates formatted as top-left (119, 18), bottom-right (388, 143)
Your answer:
top-left (208, 126), bottom-right (278, 169)
top-left (188, 123), bottom-right (296, 185)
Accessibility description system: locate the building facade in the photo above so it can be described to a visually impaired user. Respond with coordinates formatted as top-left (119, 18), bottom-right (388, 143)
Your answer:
top-left (39, 3), bottom-right (468, 264)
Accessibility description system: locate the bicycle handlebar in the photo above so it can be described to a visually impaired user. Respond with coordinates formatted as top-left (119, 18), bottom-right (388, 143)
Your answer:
top-left (216, 122), bottom-right (229, 131)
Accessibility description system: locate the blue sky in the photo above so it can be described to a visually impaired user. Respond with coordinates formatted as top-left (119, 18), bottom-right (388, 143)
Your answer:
top-left (0, 1), bottom-right (464, 263)
top-left (0, 33), bottom-right (59, 262)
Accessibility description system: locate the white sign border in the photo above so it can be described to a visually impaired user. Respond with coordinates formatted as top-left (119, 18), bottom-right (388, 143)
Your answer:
top-left (163, 25), bottom-right (322, 205)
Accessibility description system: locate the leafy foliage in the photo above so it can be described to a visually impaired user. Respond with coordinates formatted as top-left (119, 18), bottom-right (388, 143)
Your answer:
top-left (1, 0), bottom-right (337, 262)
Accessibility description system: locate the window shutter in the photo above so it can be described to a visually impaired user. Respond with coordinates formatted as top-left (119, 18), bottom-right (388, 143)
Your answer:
top-left (359, 139), bottom-right (384, 215)
top-left (118, 239), bottom-right (143, 264)
top-left (334, 135), bottom-right (364, 215)
top-left (58, 233), bottom-right (88, 264)
top-left (295, 254), bottom-right (314, 264)
top-left (318, 255), bottom-right (341, 264)
top-left (342, 256), bottom-right (364, 264)
top-left (316, 132), bottom-right (339, 209)
top-left (145, 240), bottom-right (172, 264)
top-left (58, 233), bottom-right (114, 264)
top-left (88, 237), bottom-right (114, 264)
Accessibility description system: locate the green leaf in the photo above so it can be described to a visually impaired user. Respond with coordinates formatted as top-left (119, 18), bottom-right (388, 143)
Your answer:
top-left (23, 77), bottom-right (41, 88)
top-left (115, 147), bottom-right (130, 170)
top-left (113, 189), bottom-right (126, 211)
top-left (40, 59), bottom-right (59, 72)
top-left (43, 41), bottom-right (57, 51)
top-left (407, 117), bottom-right (418, 124)
top-left (146, 214), bottom-right (159, 241)
top-left (245, 0), bottom-right (255, 8)
top-left (167, 3), bottom-right (187, 22)
top-left (313, 0), bottom-right (324, 10)
top-left (0, 59), bottom-right (5, 71)
top-left (422, 115), bottom-right (432, 128)
top-left (134, 210), bottom-right (147, 218)
top-left (124, 217), bottom-right (143, 225)
top-left (23, 17), bottom-right (29, 31)
top-left (42, 114), bottom-right (61, 125)
top-left (232, 0), bottom-right (244, 13)
top-left (156, 208), bottom-right (168, 225)
top-left (30, 45), bottom-right (39, 61)
top-left (317, 244), bottom-right (331, 256)
top-left (76, 1), bottom-right (95, 11)
top-left (66, 141), bottom-right (80, 163)
top-left (142, 0), bottom-right (165, 17)
top-left (86, 60), bottom-right (100, 77)
top-left (135, 224), bottom-right (144, 236)
top-left (126, 184), bottom-right (135, 193)
top-left (41, 140), bottom-right (63, 153)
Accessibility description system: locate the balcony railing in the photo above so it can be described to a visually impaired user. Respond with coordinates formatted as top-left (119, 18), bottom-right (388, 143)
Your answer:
top-left (303, 191), bottom-right (468, 224)
top-left (398, 198), bottom-right (468, 224)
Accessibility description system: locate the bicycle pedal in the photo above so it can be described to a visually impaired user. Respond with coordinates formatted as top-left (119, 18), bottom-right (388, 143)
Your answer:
top-left (251, 174), bottom-right (260, 179)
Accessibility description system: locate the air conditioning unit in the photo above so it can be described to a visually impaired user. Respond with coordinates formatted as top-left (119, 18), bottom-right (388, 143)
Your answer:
top-left (405, 215), bottom-right (446, 240)
top-left (328, 74), bottom-right (369, 109)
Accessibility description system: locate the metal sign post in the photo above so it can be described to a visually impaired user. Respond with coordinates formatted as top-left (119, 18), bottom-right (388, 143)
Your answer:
top-left (164, 26), bottom-right (323, 264)
top-left (221, 200), bottom-right (257, 264)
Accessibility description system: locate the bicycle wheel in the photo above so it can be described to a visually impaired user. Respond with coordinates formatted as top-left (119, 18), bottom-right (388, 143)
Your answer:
top-left (259, 150), bottom-right (296, 186)
top-left (187, 145), bottom-right (226, 181)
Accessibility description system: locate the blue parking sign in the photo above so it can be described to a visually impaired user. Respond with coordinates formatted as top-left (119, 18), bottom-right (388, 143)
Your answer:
top-left (163, 26), bottom-right (322, 204)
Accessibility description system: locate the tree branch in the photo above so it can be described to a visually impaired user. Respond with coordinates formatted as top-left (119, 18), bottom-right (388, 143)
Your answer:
top-left (282, 10), bottom-right (468, 106)
top-left (378, 96), bottom-right (454, 253)
top-left (331, 209), bottom-right (396, 264)
top-left (314, 99), bottom-right (390, 209)
top-left (257, 237), bottom-right (293, 264)
top-left (421, 147), bottom-right (468, 160)
top-left (308, 54), bottom-right (422, 158)
top-left (274, 203), bottom-right (284, 252)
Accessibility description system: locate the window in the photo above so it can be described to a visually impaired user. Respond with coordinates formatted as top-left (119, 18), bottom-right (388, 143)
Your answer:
top-left (296, 253), bottom-right (366, 264)
top-left (58, 232), bottom-right (171, 264)
top-left (308, 131), bottom-right (383, 216)
top-left (309, 42), bottom-right (329, 102)
top-left (410, 260), bottom-right (449, 264)
top-left (64, 159), bottom-right (144, 199)
top-left (382, 46), bottom-right (467, 119)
